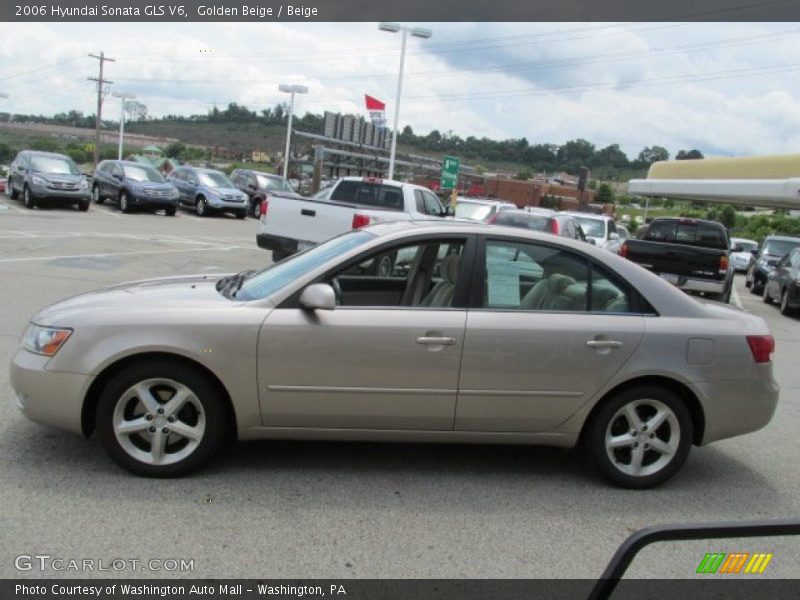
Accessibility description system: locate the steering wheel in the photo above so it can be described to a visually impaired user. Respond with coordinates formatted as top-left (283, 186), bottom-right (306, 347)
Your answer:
top-left (331, 277), bottom-right (342, 305)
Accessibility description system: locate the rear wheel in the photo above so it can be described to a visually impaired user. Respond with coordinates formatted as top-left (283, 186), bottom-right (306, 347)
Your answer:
top-left (780, 288), bottom-right (794, 316)
top-left (586, 385), bottom-right (693, 489)
top-left (78, 200), bottom-right (90, 212)
top-left (251, 199), bottom-right (262, 218)
top-left (96, 361), bottom-right (228, 477)
top-left (750, 276), bottom-right (763, 295)
top-left (165, 206), bottom-right (176, 217)
top-left (23, 186), bottom-right (35, 209)
top-left (236, 211), bottom-right (246, 220)
top-left (9, 183), bottom-right (19, 200)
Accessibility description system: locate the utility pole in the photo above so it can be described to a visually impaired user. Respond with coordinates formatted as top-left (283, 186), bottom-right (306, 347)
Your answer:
top-left (88, 52), bottom-right (115, 166)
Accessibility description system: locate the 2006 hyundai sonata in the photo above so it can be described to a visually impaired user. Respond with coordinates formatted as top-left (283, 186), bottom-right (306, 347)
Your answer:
top-left (10, 221), bottom-right (778, 487)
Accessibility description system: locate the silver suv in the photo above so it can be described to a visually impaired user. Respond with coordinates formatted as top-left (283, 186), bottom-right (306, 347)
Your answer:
top-left (8, 150), bottom-right (90, 211)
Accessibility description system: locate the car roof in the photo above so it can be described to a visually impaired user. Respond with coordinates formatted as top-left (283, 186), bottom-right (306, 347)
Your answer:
top-left (22, 150), bottom-right (73, 159)
top-left (560, 211), bottom-right (613, 221)
top-left (456, 197), bottom-right (514, 206)
top-left (765, 235), bottom-right (800, 242)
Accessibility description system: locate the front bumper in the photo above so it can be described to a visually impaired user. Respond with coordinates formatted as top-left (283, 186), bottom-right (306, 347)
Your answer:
top-left (206, 197), bottom-right (248, 212)
top-left (10, 349), bottom-right (92, 435)
top-left (29, 183), bottom-right (90, 203)
top-left (130, 191), bottom-right (179, 208)
top-left (697, 373), bottom-right (779, 444)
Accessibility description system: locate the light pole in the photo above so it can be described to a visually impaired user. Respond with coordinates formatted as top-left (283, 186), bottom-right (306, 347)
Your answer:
top-left (278, 84), bottom-right (308, 180)
top-left (379, 22), bottom-right (432, 181)
top-left (112, 90), bottom-right (136, 160)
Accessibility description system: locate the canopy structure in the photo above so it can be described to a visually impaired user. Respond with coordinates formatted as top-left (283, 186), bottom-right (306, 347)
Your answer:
top-left (627, 154), bottom-right (800, 209)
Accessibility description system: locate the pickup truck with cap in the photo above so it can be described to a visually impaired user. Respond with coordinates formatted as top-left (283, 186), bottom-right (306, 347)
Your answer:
top-left (256, 176), bottom-right (453, 262)
top-left (619, 217), bottom-right (733, 303)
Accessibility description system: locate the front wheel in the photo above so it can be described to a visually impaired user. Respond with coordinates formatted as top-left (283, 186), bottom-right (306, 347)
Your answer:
top-left (251, 199), bottom-right (262, 219)
top-left (780, 288), bottom-right (794, 316)
top-left (196, 197), bottom-right (207, 217)
top-left (78, 200), bottom-right (90, 212)
top-left (119, 191), bottom-right (131, 213)
top-left (763, 283), bottom-right (773, 304)
top-left (585, 386), bottom-right (693, 489)
top-left (165, 206), bottom-right (176, 217)
top-left (9, 183), bottom-right (19, 200)
top-left (96, 361), bottom-right (228, 477)
top-left (235, 211), bottom-right (246, 220)
top-left (23, 186), bottom-right (35, 209)
top-left (92, 185), bottom-right (104, 204)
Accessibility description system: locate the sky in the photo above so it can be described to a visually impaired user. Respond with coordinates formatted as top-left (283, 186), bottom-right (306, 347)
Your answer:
top-left (2, 21), bottom-right (800, 161)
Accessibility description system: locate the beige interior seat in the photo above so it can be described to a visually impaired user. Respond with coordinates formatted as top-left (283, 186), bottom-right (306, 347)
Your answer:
top-left (418, 254), bottom-right (461, 307)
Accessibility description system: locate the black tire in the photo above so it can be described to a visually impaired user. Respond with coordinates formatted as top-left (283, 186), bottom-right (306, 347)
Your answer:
top-left (196, 197), bottom-right (207, 217)
top-left (236, 211), bottom-right (247, 220)
top-left (372, 252), bottom-right (396, 277)
top-left (119, 191), bottom-right (131, 213)
top-left (780, 288), bottom-right (794, 316)
top-left (750, 276), bottom-right (763, 295)
top-left (165, 206), bottom-right (176, 217)
top-left (251, 199), bottom-right (262, 219)
top-left (95, 361), bottom-right (228, 477)
top-left (9, 184), bottom-right (19, 200)
top-left (22, 186), bottom-right (36, 209)
top-left (585, 385), bottom-right (693, 489)
top-left (78, 200), bottom-right (90, 212)
top-left (763, 283), bottom-right (773, 304)
top-left (92, 185), bottom-right (104, 204)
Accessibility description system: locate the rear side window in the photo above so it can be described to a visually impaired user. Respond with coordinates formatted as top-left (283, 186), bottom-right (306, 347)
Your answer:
top-left (331, 181), bottom-right (403, 210)
top-left (646, 220), bottom-right (727, 249)
top-left (494, 212), bottom-right (551, 231)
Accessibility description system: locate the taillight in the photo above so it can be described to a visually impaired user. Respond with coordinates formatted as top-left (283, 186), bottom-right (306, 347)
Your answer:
top-left (620, 243), bottom-right (628, 258)
top-left (719, 255), bottom-right (729, 273)
top-left (487, 213), bottom-right (498, 224)
top-left (260, 199), bottom-right (269, 217)
top-left (747, 335), bottom-right (775, 363)
top-left (352, 213), bottom-right (371, 229)
top-left (550, 219), bottom-right (560, 235)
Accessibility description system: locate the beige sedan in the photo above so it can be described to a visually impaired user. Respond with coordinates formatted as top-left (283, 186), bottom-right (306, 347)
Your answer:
top-left (10, 221), bottom-right (778, 488)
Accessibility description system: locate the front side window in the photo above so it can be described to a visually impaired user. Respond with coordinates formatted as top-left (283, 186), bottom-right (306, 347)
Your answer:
top-left (482, 240), bottom-right (632, 313)
top-left (572, 216), bottom-right (606, 239)
top-left (257, 174), bottom-right (293, 192)
top-left (330, 239), bottom-right (466, 308)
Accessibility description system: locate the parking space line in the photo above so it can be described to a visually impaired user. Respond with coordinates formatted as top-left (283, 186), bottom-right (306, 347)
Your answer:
top-left (0, 247), bottom-right (242, 263)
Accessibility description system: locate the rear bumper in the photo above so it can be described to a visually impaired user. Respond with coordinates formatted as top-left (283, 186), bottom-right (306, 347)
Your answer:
top-left (659, 273), bottom-right (727, 294)
top-left (697, 373), bottom-right (779, 444)
top-left (257, 233), bottom-right (299, 255)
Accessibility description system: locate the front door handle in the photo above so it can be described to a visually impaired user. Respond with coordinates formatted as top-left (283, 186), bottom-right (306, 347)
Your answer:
top-left (586, 340), bottom-right (623, 349)
top-left (416, 336), bottom-right (456, 346)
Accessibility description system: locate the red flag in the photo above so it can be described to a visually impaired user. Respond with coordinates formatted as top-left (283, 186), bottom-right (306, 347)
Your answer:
top-left (365, 95), bottom-right (385, 111)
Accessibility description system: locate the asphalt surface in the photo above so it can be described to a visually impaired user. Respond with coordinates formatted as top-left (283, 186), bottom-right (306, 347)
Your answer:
top-left (0, 196), bottom-right (798, 581)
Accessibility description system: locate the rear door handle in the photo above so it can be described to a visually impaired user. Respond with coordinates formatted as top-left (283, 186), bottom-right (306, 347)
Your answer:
top-left (301, 209), bottom-right (316, 217)
top-left (586, 340), bottom-right (623, 348)
top-left (416, 336), bottom-right (456, 346)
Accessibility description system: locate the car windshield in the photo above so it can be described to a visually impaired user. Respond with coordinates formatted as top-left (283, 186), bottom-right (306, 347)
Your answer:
top-left (493, 212), bottom-right (551, 230)
top-left (237, 231), bottom-right (376, 301)
top-left (571, 216), bottom-right (606, 238)
top-left (30, 156), bottom-right (79, 175)
top-left (123, 165), bottom-right (164, 182)
top-left (455, 202), bottom-right (493, 221)
top-left (763, 239), bottom-right (800, 257)
top-left (257, 174), bottom-right (293, 192)
top-left (198, 172), bottom-right (233, 187)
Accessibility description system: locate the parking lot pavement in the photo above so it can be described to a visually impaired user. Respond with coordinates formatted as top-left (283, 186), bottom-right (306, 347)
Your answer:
top-left (0, 197), bottom-right (798, 580)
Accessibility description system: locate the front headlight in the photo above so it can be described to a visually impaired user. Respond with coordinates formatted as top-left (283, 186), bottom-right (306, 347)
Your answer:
top-left (31, 175), bottom-right (47, 186)
top-left (170, 188), bottom-right (179, 198)
top-left (22, 324), bottom-right (73, 356)
top-left (79, 178), bottom-right (89, 189)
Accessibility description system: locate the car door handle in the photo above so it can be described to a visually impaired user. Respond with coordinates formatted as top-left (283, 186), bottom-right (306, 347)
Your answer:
top-left (416, 336), bottom-right (456, 346)
top-left (586, 340), bottom-right (623, 349)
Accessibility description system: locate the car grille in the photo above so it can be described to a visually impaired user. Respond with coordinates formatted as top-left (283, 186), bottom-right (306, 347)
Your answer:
top-left (223, 195), bottom-right (244, 202)
top-left (47, 181), bottom-right (80, 191)
top-left (144, 189), bottom-right (173, 198)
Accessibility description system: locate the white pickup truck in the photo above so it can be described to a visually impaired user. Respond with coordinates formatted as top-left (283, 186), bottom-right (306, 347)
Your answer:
top-left (256, 176), bottom-right (452, 261)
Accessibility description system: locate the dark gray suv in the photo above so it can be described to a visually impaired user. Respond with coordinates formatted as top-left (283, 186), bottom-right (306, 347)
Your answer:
top-left (8, 150), bottom-right (90, 211)
top-left (92, 160), bottom-right (179, 215)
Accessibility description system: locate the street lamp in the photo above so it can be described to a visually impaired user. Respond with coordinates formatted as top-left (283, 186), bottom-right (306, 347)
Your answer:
top-left (278, 83), bottom-right (309, 179)
top-left (112, 90), bottom-right (136, 160)
top-left (379, 22), bottom-right (432, 181)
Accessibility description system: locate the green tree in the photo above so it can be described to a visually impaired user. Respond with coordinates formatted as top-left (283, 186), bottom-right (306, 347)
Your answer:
top-left (515, 170), bottom-right (532, 181)
top-left (596, 183), bottom-right (615, 204)
top-left (719, 205), bottom-right (736, 229)
top-left (636, 145), bottom-right (669, 166)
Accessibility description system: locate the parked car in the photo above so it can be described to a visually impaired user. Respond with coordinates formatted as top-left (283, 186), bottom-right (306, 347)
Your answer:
top-left (230, 168), bottom-right (300, 218)
top-left (91, 160), bottom-right (179, 216)
top-left (168, 166), bottom-right (249, 219)
top-left (257, 176), bottom-right (453, 261)
top-left (453, 197), bottom-right (516, 222)
top-left (11, 221), bottom-right (777, 488)
top-left (730, 237), bottom-right (759, 272)
top-left (491, 208), bottom-right (587, 240)
top-left (762, 246), bottom-right (800, 315)
top-left (620, 217), bottom-right (733, 303)
top-left (560, 211), bottom-right (622, 252)
top-left (746, 235), bottom-right (800, 294)
top-left (7, 150), bottom-right (90, 211)
top-left (0, 177), bottom-right (7, 194)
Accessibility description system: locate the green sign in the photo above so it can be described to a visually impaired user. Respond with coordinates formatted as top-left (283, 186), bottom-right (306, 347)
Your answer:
top-left (440, 155), bottom-right (460, 190)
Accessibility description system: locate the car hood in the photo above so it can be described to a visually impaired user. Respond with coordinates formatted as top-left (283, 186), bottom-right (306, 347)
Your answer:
top-left (33, 172), bottom-right (83, 184)
top-left (207, 186), bottom-right (242, 196)
top-left (33, 274), bottom-right (233, 326)
top-left (129, 181), bottom-right (175, 191)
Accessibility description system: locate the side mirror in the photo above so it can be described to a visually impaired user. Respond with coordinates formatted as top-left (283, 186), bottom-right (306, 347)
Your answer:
top-left (247, 183), bottom-right (257, 191)
top-left (588, 238), bottom-right (597, 245)
top-left (609, 232), bottom-right (619, 241)
top-left (444, 205), bottom-right (455, 217)
top-left (751, 249), bottom-right (759, 256)
top-left (299, 283), bottom-right (336, 311)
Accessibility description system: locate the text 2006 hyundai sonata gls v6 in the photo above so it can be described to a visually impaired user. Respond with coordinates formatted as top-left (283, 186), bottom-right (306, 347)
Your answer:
top-left (10, 221), bottom-right (778, 488)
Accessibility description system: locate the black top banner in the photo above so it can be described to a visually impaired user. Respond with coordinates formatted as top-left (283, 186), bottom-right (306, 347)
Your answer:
top-left (4, 0), bottom-right (800, 22)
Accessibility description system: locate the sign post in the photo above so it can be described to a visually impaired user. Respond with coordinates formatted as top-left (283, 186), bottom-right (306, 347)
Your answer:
top-left (441, 155), bottom-right (460, 208)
